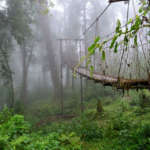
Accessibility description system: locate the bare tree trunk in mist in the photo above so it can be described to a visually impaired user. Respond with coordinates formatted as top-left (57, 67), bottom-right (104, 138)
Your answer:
top-left (66, 66), bottom-right (70, 88)
top-left (1, 48), bottom-right (15, 108)
top-left (20, 45), bottom-right (33, 103)
top-left (48, 58), bottom-right (60, 100)
top-left (42, 67), bottom-right (48, 89)
top-left (39, 16), bottom-right (60, 100)
top-left (20, 46), bottom-right (28, 103)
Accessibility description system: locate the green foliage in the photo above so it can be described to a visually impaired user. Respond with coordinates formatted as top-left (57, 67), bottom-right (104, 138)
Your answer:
top-left (85, 0), bottom-right (150, 68)
top-left (59, 132), bottom-right (82, 150)
top-left (0, 106), bottom-right (13, 124)
top-left (0, 114), bottom-right (31, 150)
top-left (129, 90), bottom-right (150, 110)
top-left (69, 116), bottom-right (103, 141)
top-left (111, 113), bottom-right (131, 132)
top-left (2, 92), bottom-right (150, 150)
top-left (80, 120), bottom-right (103, 141)
top-left (0, 107), bottom-right (82, 150)
top-left (102, 50), bottom-right (105, 60)
top-left (0, 115), bottom-right (30, 138)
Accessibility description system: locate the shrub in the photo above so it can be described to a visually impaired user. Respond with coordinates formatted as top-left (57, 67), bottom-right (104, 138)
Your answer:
top-left (120, 100), bottom-right (130, 112)
top-left (0, 112), bottom-right (82, 150)
top-left (70, 116), bottom-right (103, 141)
top-left (80, 121), bottom-right (103, 141)
top-left (0, 106), bottom-right (13, 124)
top-left (138, 123), bottom-right (150, 138)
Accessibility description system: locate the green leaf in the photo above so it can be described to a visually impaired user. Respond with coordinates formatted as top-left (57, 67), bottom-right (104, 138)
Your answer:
top-left (114, 42), bottom-right (118, 53)
top-left (102, 51), bottom-right (105, 61)
top-left (90, 65), bottom-right (94, 72)
top-left (134, 35), bottom-right (138, 47)
top-left (99, 44), bottom-right (103, 52)
top-left (139, 8), bottom-right (143, 13)
top-left (88, 43), bottom-right (96, 54)
top-left (90, 65), bottom-right (94, 76)
top-left (110, 35), bottom-right (118, 49)
top-left (128, 18), bottom-right (132, 24)
top-left (86, 58), bottom-right (91, 68)
top-left (116, 19), bottom-right (121, 33)
top-left (94, 36), bottom-right (100, 43)
top-left (124, 35), bottom-right (129, 45)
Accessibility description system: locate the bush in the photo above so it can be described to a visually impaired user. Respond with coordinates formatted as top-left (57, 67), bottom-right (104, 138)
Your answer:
top-left (0, 110), bottom-right (82, 150)
top-left (80, 120), bottom-right (103, 141)
top-left (138, 123), bottom-right (150, 138)
top-left (129, 90), bottom-right (150, 108)
top-left (0, 106), bottom-right (13, 124)
top-left (70, 116), bottom-right (103, 141)
top-left (111, 115), bottom-right (130, 131)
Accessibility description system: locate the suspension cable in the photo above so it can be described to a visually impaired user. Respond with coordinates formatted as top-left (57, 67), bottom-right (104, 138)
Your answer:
top-left (118, 0), bottom-right (130, 78)
top-left (132, 0), bottom-right (150, 74)
top-left (101, 13), bottom-right (144, 40)
top-left (83, 3), bottom-right (111, 35)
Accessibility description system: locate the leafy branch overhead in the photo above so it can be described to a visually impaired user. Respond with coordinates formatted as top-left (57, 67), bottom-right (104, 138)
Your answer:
top-left (87, 0), bottom-right (150, 65)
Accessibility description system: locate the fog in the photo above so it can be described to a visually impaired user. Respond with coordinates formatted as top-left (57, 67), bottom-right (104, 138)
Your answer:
top-left (0, 0), bottom-right (149, 113)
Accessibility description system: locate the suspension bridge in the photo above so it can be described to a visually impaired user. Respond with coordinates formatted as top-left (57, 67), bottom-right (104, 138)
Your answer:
top-left (58, 0), bottom-right (150, 91)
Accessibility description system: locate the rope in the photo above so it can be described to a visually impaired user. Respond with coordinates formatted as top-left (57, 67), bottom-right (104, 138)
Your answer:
top-left (101, 13), bottom-right (144, 40)
top-left (132, 0), bottom-right (141, 79)
top-left (83, 3), bottom-right (111, 35)
top-left (118, 0), bottom-right (130, 78)
top-left (132, 0), bottom-right (150, 75)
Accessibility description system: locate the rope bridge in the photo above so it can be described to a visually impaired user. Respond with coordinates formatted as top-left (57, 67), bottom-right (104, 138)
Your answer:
top-left (76, 0), bottom-right (150, 90)
top-left (58, 0), bottom-right (150, 90)
top-left (75, 67), bottom-right (150, 90)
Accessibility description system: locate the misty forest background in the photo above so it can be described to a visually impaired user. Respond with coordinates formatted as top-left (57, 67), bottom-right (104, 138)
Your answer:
top-left (0, 0), bottom-right (130, 116)
top-left (0, 0), bottom-right (150, 150)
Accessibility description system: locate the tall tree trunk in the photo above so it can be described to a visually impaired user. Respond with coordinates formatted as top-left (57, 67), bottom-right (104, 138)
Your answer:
top-left (20, 45), bottom-right (29, 104)
top-left (38, 14), bottom-right (61, 100)
top-left (66, 66), bottom-right (70, 88)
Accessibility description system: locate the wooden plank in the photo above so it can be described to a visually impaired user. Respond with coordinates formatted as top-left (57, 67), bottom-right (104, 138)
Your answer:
top-left (75, 67), bottom-right (150, 89)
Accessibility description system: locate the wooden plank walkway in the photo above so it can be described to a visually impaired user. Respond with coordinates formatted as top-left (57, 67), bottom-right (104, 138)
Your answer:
top-left (75, 67), bottom-right (150, 90)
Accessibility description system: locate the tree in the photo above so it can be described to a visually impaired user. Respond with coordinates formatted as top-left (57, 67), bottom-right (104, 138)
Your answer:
top-left (7, 0), bottom-right (34, 103)
top-left (0, 5), bottom-right (14, 108)
top-left (35, 0), bottom-right (61, 100)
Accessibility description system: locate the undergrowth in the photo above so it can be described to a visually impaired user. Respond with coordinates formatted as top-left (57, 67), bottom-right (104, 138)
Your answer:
top-left (1, 90), bottom-right (150, 150)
